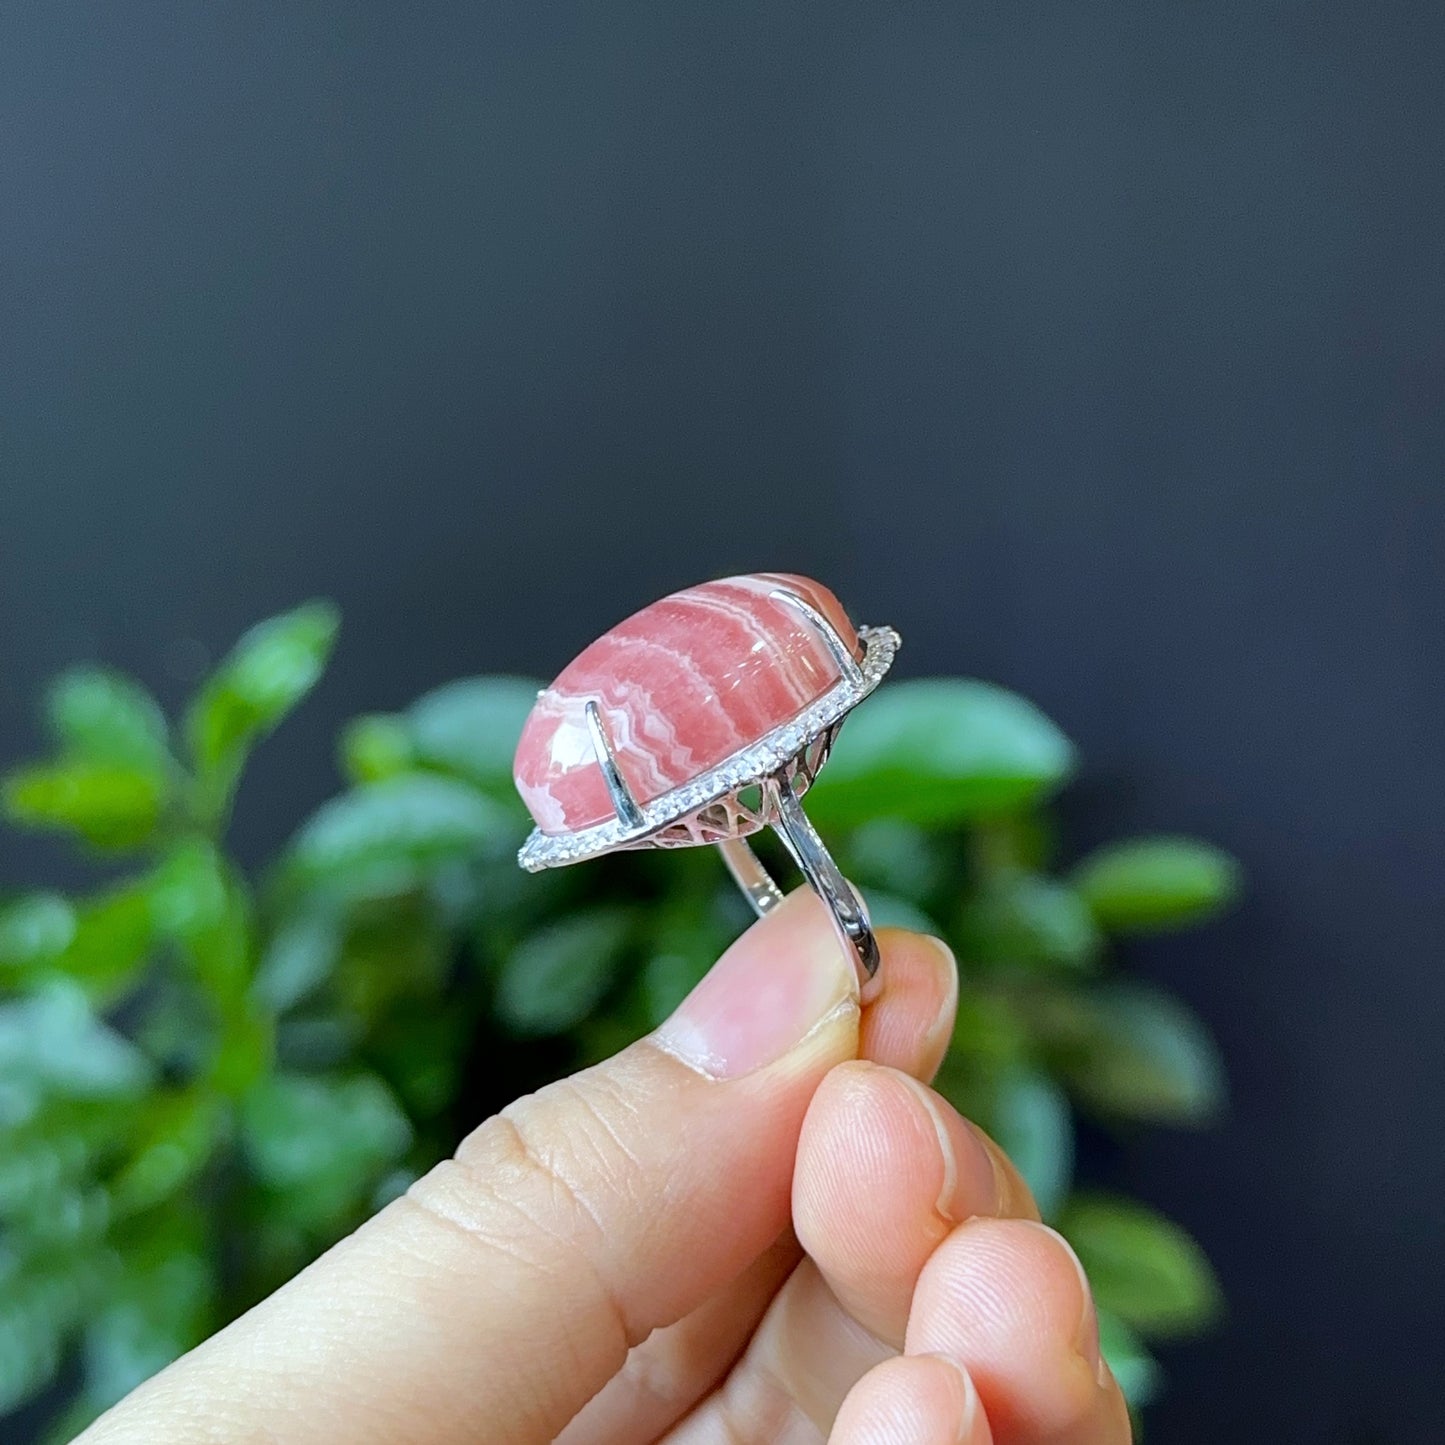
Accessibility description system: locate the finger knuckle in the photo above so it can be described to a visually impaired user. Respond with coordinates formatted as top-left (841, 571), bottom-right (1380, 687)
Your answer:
top-left (417, 1077), bottom-right (648, 1344)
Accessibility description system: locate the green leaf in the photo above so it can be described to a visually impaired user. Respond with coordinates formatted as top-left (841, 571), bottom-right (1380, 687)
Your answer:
top-left (946, 990), bottom-right (1032, 1076)
top-left (0, 893), bottom-right (77, 974)
top-left (13, 1188), bottom-right (110, 1250)
top-left (131, 983), bottom-right (216, 1083)
top-left (1060, 1193), bottom-right (1222, 1338)
top-left (366, 1005), bottom-right (470, 1119)
top-left (149, 839), bottom-right (254, 996)
top-left (462, 858), bottom-right (582, 956)
top-left (968, 811), bottom-right (1058, 875)
top-left (285, 775), bottom-right (516, 890)
top-left (46, 666), bottom-right (169, 771)
top-left (0, 1282), bottom-right (66, 1416)
top-left (148, 840), bottom-right (263, 1091)
top-left (185, 601), bottom-right (339, 816)
top-left (1032, 983), bottom-right (1226, 1126)
top-left (108, 1092), bottom-right (222, 1217)
top-left (371, 1166), bottom-right (419, 1212)
top-left (3, 761), bottom-right (165, 849)
top-left (332, 902), bottom-right (450, 1024)
top-left (0, 1130), bottom-right (92, 1219)
top-left (0, 1247), bottom-right (107, 1412)
top-left (57, 884), bottom-right (156, 1001)
top-left (82, 1230), bottom-right (213, 1408)
top-left (252, 912), bottom-right (341, 1013)
top-left (403, 676), bottom-right (544, 794)
top-left (495, 907), bottom-right (633, 1036)
top-left (1097, 1310), bottom-right (1162, 1410)
top-left (573, 1013), bottom-right (648, 1067)
top-left (638, 899), bottom-right (737, 1027)
top-left (242, 1072), bottom-right (411, 1186)
top-left (0, 1112), bottom-right (112, 1247)
top-left (340, 714), bottom-right (415, 783)
top-left (806, 680), bottom-right (1075, 827)
top-left (0, 981), bottom-right (151, 1109)
top-left (425, 856), bottom-right (493, 931)
top-left (275, 1013), bottom-right (357, 1071)
top-left (864, 892), bottom-right (944, 936)
top-left (957, 874), bottom-right (1101, 973)
top-left (208, 1012), bottom-right (272, 1099)
top-left (987, 1070), bottom-right (1073, 1221)
top-left (839, 819), bottom-right (952, 900)
top-left (240, 1072), bottom-right (411, 1228)
top-left (640, 946), bottom-right (711, 1028)
top-left (1071, 836), bottom-right (1241, 933)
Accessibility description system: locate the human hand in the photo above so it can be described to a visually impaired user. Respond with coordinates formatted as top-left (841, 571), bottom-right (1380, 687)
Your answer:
top-left (80, 890), bottom-right (1130, 1444)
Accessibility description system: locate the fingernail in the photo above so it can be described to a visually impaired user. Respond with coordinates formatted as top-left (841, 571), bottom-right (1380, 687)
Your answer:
top-left (950, 1358), bottom-right (982, 1442)
top-left (1027, 1223), bottom-right (1104, 1378)
top-left (653, 891), bottom-right (857, 1079)
top-left (923, 1355), bottom-right (981, 1443)
top-left (896, 1074), bottom-right (1000, 1222)
top-left (919, 934), bottom-right (959, 1067)
top-left (965, 1120), bottom-right (1016, 1217)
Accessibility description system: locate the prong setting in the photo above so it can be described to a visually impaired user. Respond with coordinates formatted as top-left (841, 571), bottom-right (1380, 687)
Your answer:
top-left (769, 586), bottom-right (866, 689)
top-left (584, 699), bottom-right (645, 831)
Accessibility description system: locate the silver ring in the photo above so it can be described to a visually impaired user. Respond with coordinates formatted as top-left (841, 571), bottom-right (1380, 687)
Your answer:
top-left (511, 574), bottom-right (900, 991)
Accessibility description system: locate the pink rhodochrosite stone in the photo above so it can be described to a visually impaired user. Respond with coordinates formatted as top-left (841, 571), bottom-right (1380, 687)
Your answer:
top-left (514, 573), bottom-right (860, 835)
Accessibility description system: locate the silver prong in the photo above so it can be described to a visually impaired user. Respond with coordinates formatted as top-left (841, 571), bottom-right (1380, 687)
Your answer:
top-left (769, 587), bottom-right (865, 689)
top-left (584, 700), bottom-right (645, 830)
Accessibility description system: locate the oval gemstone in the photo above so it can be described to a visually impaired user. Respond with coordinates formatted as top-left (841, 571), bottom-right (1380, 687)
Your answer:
top-left (514, 573), bottom-right (860, 835)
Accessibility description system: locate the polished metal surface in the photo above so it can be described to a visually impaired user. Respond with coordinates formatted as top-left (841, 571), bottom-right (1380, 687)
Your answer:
top-left (769, 586), bottom-right (866, 689)
top-left (718, 837), bottom-right (785, 915)
top-left (584, 699), bottom-right (646, 830)
top-left (769, 768), bottom-right (880, 984)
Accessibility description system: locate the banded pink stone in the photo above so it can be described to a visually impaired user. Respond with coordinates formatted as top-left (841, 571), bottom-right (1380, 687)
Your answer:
top-left (513, 573), bottom-right (861, 835)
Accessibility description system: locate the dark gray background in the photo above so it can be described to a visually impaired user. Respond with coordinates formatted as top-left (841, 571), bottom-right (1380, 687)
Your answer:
top-left (3, 3), bottom-right (1442, 1440)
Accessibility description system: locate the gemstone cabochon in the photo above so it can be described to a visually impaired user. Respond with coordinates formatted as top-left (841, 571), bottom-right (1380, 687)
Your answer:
top-left (513, 573), bottom-right (860, 836)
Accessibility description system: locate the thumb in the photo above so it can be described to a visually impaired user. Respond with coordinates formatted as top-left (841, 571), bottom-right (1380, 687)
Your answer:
top-left (82, 889), bottom-right (863, 1445)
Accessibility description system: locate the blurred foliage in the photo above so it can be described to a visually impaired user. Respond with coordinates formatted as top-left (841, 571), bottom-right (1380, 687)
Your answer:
top-left (0, 604), bottom-right (1240, 1437)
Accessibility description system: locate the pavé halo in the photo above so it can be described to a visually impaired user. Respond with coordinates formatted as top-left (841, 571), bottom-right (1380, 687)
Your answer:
top-left (513, 573), bottom-right (901, 987)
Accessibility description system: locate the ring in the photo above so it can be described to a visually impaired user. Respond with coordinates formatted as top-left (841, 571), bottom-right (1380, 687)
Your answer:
top-left (512, 572), bottom-right (901, 991)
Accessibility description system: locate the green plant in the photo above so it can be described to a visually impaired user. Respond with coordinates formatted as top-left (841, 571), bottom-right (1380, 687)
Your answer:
top-left (0, 604), bottom-right (1238, 1439)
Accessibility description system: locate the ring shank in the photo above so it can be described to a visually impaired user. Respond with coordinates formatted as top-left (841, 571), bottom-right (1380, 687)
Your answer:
top-left (718, 837), bottom-right (785, 915)
top-left (717, 771), bottom-right (881, 993)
